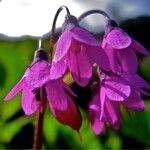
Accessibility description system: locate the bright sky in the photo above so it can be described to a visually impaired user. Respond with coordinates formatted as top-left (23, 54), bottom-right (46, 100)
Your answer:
top-left (0, 0), bottom-right (84, 37)
top-left (0, 0), bottom-right (149, 37)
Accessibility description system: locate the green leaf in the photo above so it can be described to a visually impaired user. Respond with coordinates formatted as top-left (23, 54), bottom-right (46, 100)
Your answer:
top-left (121, 101), bottom-right (150, 146)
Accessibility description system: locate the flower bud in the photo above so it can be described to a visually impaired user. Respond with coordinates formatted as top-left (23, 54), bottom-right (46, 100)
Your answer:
top-left (62, 15), bottom-right (79, 31)
top-left (105, 19), bottom-right (118, 34)
top-left (33, 48), bottom-right (48, 62)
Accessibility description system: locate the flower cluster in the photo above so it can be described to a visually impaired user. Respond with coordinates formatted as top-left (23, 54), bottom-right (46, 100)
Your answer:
top-left (89, 20), bottom-right (150, 134)
top-left (4, 7), bottom-right (150, 135)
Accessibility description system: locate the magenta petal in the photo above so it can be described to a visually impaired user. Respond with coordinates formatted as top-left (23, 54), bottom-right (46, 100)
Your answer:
top-left (4, 78), bottom-right (25, 101)
top-left (46, 80), bottom-right (68, 111)
top-left (87, 45), bottom-right (110, 71)
top-left (89, 104), bottom-right (100, 112)
top-left (106, 28), bottom-right (132, 49)
top-left (122, 73), bottom-right (150, 90)
top-left (99, 86), bottom-right (106, 120)
top-left (90, 114), bottom-right (104, 135)
top-left (50, 59), bottom-right (67, 79)
top-left (26, 61), bottom-right (50, 87)
top-left (72, 27), bottom-right (99, 46)
top-left (22, 82), bottom-right (39, 115)
top-left (102, 42), bottom-right (119, 72)
top-left (101, 37), bottom-right (107, 48)
top-left (49, 92), bottom-right (82, 131)
top-left (117, 48), bottom-right (138, 73)
top-left (89, 89), bottom-right (104, 135)
top-left (132, 40), bottom-right (150, 55)
top-left (67, 44), bottom-right (92, 87)
top-left (123, 90), bottom-right (144, 111)
top-left (105, 98), bottom-right (120, 126)
top-left (53, 30), bottom-right (73, 62)
top-left (62, 81), bottom-right (77, 97)
top-left (104, 77), bottom-right (131, 101)
top-left (89, 87), bottom-right (100, 114)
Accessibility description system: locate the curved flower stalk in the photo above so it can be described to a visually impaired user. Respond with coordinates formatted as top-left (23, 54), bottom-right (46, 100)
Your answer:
top-left (50, 14), bottom-right (110, 87)
top-left (89, 73), bottom-right (146, 135)
top-left (102, 19), bottom-right (150, 73)
top-left (4, 48), bottom-right (82, 131)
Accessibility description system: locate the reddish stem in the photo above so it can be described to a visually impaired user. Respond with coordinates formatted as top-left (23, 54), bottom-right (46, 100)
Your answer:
top-left (33, 111), bottom-right (44, 149)
top-left (33, 87), bottom-right (46, 150)
top-left (49, 5), bottom-right (70, 63)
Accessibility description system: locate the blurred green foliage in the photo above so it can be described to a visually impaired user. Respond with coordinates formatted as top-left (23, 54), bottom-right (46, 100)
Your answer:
top-left (0, 17), bottom-right (150, 149)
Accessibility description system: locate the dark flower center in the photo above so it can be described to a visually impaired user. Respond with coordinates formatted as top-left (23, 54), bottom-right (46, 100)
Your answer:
top-left (32, 87), bottom-right (47, 102)
top-left (105, 19), bottom-right (118, 34)
top-left (62, 15), bottom-right (79, 31)
top-left (33, 48), bottom-right (48, 63)
top-left (32, 88), bottom-right (41, 101)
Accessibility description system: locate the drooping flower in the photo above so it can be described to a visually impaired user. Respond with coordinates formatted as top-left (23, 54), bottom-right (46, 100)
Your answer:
top-left (4, 48), bottom-right (82, 131)
top-left (102, 19), bottom-right (150, 73)
top-left (89, 83), bottom-right (121, 135)
top-left (102, 74), bottom-right (145, 112)
top-left (89, 73), bottom-right (146, 135)
top-left (50, 15), bottom-right (110, 87)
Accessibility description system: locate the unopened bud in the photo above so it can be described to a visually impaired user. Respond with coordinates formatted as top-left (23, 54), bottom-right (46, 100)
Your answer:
top-left (62, 15), bottom-right (79, 31)
top-left (33, 48), bottom-right (48, 62)
top-left (105, 19), bottom-right (118, 34)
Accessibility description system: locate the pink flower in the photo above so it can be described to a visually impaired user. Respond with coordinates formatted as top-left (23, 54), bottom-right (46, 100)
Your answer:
top-left (89, 83), bottom-right (121, 135)
top-left (4, 48), bottom-right (82, 131)
top-left (89, 73), bottom-right (145, 135)
top-left (50, 15), bottom-right (110, 87)
top-left (102, 20), bottom-right (150, 73)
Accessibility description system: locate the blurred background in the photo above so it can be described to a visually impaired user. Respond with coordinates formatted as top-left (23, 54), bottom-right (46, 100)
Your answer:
top-left (0, 0), bottom-right (150, 149)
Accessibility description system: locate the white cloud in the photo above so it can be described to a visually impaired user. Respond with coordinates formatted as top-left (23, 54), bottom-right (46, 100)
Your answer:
top-left (0, 0), bottom-right (82, 37)
top-left (0, 0), bottom-right (149, 37)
